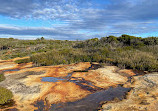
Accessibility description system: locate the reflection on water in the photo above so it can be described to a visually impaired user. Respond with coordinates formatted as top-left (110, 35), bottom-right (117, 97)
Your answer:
top-left (41, 77), bottom-right (64, 82)
top-left (41, 63), bottom-right (104, 92)
top-left (41, 75), bottom-right (101, 92)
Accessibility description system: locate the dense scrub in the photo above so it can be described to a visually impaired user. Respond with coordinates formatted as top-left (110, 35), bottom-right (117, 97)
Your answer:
top-left (0, 37), bottom-right (75, 60)
top-left (108, 50), bottom-right (158, 71)
top-left (72, 35), bottom-right (158, 71)
top-left (0, 35), bottom-right (158, 71)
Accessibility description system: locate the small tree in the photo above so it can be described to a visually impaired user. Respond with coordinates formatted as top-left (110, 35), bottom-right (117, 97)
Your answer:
top-left (41, 37), bottom-right (45, 40)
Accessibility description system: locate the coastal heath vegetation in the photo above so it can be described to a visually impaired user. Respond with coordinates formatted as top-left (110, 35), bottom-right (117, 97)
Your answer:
top-left (0, 35), bottom-right (158, 71)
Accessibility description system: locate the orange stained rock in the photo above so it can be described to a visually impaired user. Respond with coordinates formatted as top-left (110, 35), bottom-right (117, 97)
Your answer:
top-left (0, 62), bottom-right (33, 74)
top-left (118, 69), bottom-right (136, 76)
top-left (0, 56), bottom-right (30, 63)
top-left (45, 67), bottom-right (70, 77)
top-left (39, 62), bottom-right (91, 77)
top-left (0, 62), bottom-right (17, 70)
top-left (71, 72), bottom-right (87, 78)
top-left (1, 61), bottom-right (136, 111)
top-left (41, 81), bottom-right (91, 104)
top-left (0, 62), bottom-right (93, 111)
top-left (12, 77), bottom-right (91, 110)
top-left (101, 73), bottom-right (158, 111)
top-left (0, 57), bottom-right (32, 72)
top-left (74, 62), bottom-right (91, 70)
top-left (72, 66), bottom-right (128, 89)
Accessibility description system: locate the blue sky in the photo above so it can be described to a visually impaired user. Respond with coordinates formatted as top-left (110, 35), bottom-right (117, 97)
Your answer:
top-left (0, 0), bottom-right (158, 40)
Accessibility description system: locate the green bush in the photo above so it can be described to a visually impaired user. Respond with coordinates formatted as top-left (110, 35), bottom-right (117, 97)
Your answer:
top-left (109, 50), bottom-right (158, 71)
top-left (0, 86), bottom-right (13, 104)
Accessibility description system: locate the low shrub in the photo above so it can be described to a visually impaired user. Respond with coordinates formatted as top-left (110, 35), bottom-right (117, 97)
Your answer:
top-left (109, 50), bottom-right (158, 71)
top-left (0, 86), bottom-right (13, 104)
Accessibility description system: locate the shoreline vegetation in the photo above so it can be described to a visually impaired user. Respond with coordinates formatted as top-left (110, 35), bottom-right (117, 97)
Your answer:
top-left (1, 34), bottom-right (157, 71)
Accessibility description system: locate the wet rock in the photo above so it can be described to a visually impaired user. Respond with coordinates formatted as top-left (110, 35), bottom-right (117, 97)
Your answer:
top-left (1, 58), bottom-right (146, 111)
top-left (101, 73), bottom-right (158, 111)
top-left (49, 86), bottom-right (130, 111)
top-left (72, 66), bottom-right (130, 88)
top-left (0, 61), bottom-right (92, 111)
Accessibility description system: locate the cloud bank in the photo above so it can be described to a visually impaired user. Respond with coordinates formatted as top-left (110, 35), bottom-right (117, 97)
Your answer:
top-left (0, 0), bottom-right (158, 39)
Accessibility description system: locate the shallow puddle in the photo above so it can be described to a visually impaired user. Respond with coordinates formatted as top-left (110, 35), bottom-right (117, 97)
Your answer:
top-left (41, 77), bottom-right (64, 82)
top-left (34, 86), bottom-right (131, 111)
top-left (41, 74), bottom-right (101, 92)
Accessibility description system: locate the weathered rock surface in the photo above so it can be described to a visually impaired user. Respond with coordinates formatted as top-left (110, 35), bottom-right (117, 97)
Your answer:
top-left (1, 57), bottom-right (156, 111)
top-left (101, 73), bottom-right (158, 111)
top-left (72, 66), bottom-right (131, 88)
top-left (0, 62), bottom-right (92, 110)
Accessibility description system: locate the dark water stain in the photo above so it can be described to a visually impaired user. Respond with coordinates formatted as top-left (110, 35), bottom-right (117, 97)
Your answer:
top-left (65, 72), bottom-right (73, 79)
top-left (37, 86), bottom-right (130, 111)
top-left (41, 74), bottom-right (101, 92)
top-left (40, 63), bottom-right (103, 93)
top-left (34, 100), bottom-right (49, 111)
top-left (73, 63), bottom-right (102, 73)
top-left (133, 70), bottom-right (148, 76)
top-left (69, 77), bottom-right (103, 92)
top-left (36, 63), bottom-right (131, 111)
top-left (3, 69), bottom-right (20, 72)
top-left (88, 63), bottom-right (102, 70)
top-left (62, 63), bottom-right (103, 92)
top-left (49, 86), bottom-right (131, 111)
top-left (41, 77), bottom-right (64, 82)
top-left (126, 70), bottom-right (148, 83)
top-left (34, 100), bottom-right (44, 111)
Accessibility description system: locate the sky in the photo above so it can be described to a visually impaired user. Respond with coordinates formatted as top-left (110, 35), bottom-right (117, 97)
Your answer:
top-left (0, 0), bottom-right (158, 40)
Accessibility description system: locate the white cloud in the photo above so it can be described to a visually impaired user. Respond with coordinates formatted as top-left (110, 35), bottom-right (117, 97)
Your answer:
top-left (0, 0), bottom-right (158, 39)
